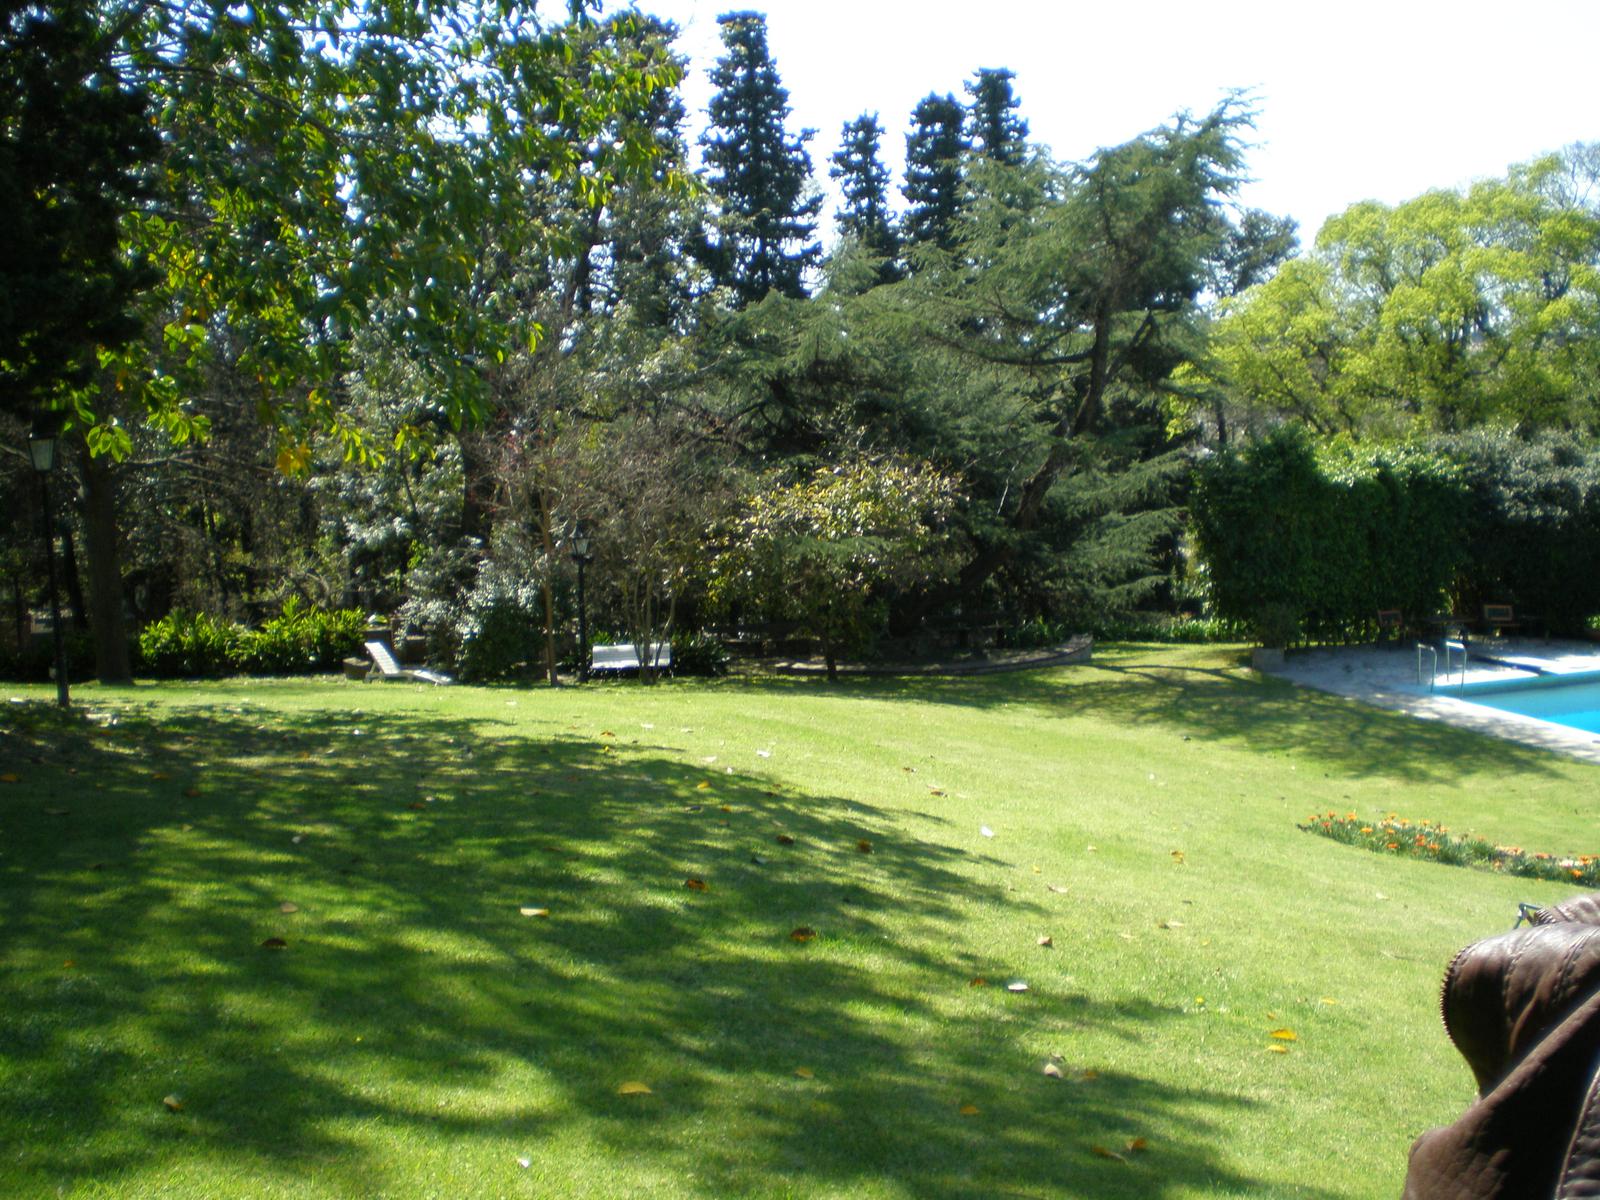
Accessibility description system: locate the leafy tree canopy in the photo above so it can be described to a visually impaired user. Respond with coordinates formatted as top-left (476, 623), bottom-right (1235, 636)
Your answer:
top-left (1193, 145), bottom-right (1600, 438)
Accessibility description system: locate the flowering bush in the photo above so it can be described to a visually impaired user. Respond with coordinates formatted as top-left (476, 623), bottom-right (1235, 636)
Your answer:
top-left (1301, 811), bottom-right (1600, 888)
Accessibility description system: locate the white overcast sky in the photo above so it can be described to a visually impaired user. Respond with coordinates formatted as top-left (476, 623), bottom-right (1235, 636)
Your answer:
top-left (620, 0), bottom-right (1598, 247)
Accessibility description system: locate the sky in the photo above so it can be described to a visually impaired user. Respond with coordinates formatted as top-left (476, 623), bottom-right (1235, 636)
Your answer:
top-left (622, 0), bottom-right (1599, 247)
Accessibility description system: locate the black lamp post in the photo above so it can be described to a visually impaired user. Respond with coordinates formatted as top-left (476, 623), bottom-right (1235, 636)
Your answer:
top-left (28, 431), bottom-right (70, 708)
top-left (568, 522), bottom-right (593, 683)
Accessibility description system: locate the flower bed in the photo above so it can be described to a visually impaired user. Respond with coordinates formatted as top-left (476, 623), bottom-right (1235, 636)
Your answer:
top-left (1301, 811), bottom-right (1600, 888)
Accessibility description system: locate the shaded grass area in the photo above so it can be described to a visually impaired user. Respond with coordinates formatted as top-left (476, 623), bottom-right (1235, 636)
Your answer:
top-left (1, 648), bottom-right (1595, 1198)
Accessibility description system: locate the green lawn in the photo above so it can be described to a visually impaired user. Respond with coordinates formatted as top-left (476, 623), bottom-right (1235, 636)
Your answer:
top-left (2, 644), bottom-right (1595, 1198)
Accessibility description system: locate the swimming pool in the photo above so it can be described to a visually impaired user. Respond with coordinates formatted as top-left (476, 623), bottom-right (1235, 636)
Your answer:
top-left (1459, 670), bottom-right (1600, 735)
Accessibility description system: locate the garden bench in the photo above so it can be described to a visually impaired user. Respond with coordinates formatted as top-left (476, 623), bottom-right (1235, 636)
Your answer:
top-left (590, 642), bottom-right (671, 675)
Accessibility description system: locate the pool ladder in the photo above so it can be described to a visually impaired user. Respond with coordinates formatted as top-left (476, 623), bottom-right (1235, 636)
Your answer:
top-left (1417, 640), bottom-right (1467, 693)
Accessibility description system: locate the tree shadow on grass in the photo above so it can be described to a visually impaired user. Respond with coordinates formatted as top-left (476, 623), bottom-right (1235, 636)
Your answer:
top-left (1, 698), bottom-right (1332, 1199)
top-left (727, 650), bottom-right (1581, 785)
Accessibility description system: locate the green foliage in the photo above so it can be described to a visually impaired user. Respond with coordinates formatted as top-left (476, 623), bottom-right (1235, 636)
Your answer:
top-left (1434, 429), bottom-right (1600, 634)
top-left (710, 458), bottom-right (960, 677)
top-left (137, 602), bottom-right (364, 677)
top-left (669, 629), bottom-right (731, 677)
top-left (0, 628), bottom-right (97, 683)
top-left (829, 113), bottom-right (899, 280)
top-left (243, 599), bottom-right (364, 675)
top-left (964, 68), bottom-right (1027, 166)
top-left (0, 0), bottom-right (156, 415)
top-left (137, 611), bottom-right (246, 678)
top-left (1191, 427), bottom-right (1467, 642)
top-left (901, 92), bottom-right (968, 252)
top-left (1196, 146), bottom-right (1600, 437)
top-left (699, 11), bottom-right (820, 304)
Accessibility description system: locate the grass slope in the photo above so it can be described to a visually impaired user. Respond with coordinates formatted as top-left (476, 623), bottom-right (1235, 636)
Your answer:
top-left (2, 644), bottom-right (1595, 1198)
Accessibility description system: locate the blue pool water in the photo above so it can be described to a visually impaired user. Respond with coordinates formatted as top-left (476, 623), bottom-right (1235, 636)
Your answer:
top-left (1460, 671), bottom-right (1600, 735)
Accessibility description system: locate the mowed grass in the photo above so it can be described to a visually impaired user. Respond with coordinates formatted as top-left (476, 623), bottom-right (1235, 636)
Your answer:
top-left (2, 644), bottom-right (1596, 1199)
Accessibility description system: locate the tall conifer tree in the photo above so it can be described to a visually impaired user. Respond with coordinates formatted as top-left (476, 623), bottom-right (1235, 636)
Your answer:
top-left (965, 68), bottom-right (1027, 165)
top-left (902, 93), bottom-right (968, 252)
top-left (700, 11), bottom-right (820, 304)
top-left (830, 113), bottom-right (900, 277)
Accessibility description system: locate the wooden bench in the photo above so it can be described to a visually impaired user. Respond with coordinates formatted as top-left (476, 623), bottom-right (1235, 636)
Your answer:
top-left (590, 642), bottom-right (671, 675)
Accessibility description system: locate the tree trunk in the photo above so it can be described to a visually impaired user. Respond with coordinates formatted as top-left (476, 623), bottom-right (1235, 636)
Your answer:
top-left (78, 445), bottom-right (132, 683)
top-left (61, 526), bottom-right (90, 630)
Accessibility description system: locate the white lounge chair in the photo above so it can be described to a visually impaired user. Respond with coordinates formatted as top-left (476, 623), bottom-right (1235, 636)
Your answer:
top-left (364, 640), bottom-right (452, 685)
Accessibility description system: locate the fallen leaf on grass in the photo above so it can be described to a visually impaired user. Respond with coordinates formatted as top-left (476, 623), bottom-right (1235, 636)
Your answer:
top-left (1042, 1062), bottom-right (1064, 1079)
top-left (1047, 884), bottom-right (1069, 894)
top-left (278, 902), bottom-right (299, 914)
top-left (856, 839), bottom-right (873, 854)
top-left (684, 878), bottom-right (709, 892)
top-left (617, 1081), bottom-right (652, 1096)
top-left (696, 781), bottom-right (712, 791)
top-left (1158, 920), bottom-right (1184, 930)
top-left (1126, 1137), bottom-right (1149, 1153)
top-left (151, 772), bottom-right (170, 782)
top-left (927, 786), bottom-right (946, 797)
top-left (756, 749), bottom-right (772, 759)
top-left (789, 927), bottom-right (817, 942)
top-left (162, 1094), bottom-right (183, 1112)
top-left (1037, 935), bottom-right (1053, 947)
top-left (775, 834), bottom-right (796, 845)
top-left (183, 787), bottom-right (201, 798)
top-left (719, 805), bottom-right (733, 813)
top-left (1170, 850), bottom-right (1186, 864)
top-left (0, 773), bottom-right (19, 784)
top-left (1269, 1028), bottom-right (1298, 1041)
top-left (959, 1104), bottom-right (980, 1116)
top-left (1090, 1145), bottom-right (1127, 1162)
top-left (261, 937), bottom-right (288, 950)
top-left (969, 976), bottom-right (987, 988)
top-left (1267, 1044), bottom-right (1291, 1054)
top-left (406, 802), bottom-right (427, 811)
top-left (519, 907), bottom-right (550, 918)
top-left (793, 1067), bottom-right (814, 1079)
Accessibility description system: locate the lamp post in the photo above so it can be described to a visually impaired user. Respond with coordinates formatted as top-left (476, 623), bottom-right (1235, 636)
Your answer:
top-left (568, 522), bottom-right (592, 683)
top-left (28, 431), bottom-right (70, 708)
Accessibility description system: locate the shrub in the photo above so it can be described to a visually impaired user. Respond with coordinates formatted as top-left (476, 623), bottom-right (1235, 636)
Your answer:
top-left (243, 600), bottom-right (365, 674)
top-left (670, 630), bottom-right (730, 677)
top-left (138, 602), bottom-right (367, 678)
top-left (138, 612), bottom-right (245, 677)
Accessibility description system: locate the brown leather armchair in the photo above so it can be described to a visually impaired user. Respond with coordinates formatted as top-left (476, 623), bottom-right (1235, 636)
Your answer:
top-left (1403, 894), bottom-right (1600, 1198)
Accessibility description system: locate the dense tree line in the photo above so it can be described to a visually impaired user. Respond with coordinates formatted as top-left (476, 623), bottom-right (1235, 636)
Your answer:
top-left (4, 4), bottom-right (1597, 682)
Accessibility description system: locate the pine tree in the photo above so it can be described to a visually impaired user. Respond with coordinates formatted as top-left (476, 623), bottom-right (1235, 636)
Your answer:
top-left (0, 0), bottom-right (156, 415)
top-left (829, 113), bottom-right (900, 277)
top-left (902, 93), bottom-right (968, 252)
top-left (700, 11), bottom-right (821, 305)
top-left (965, 68), bottom-right (1027, 165)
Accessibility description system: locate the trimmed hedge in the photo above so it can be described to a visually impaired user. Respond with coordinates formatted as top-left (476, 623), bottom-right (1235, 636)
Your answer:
top-left (1193, 428), bottom-right (1600, 642)
top-left (1191, 428), bottom-right (1466, 643)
